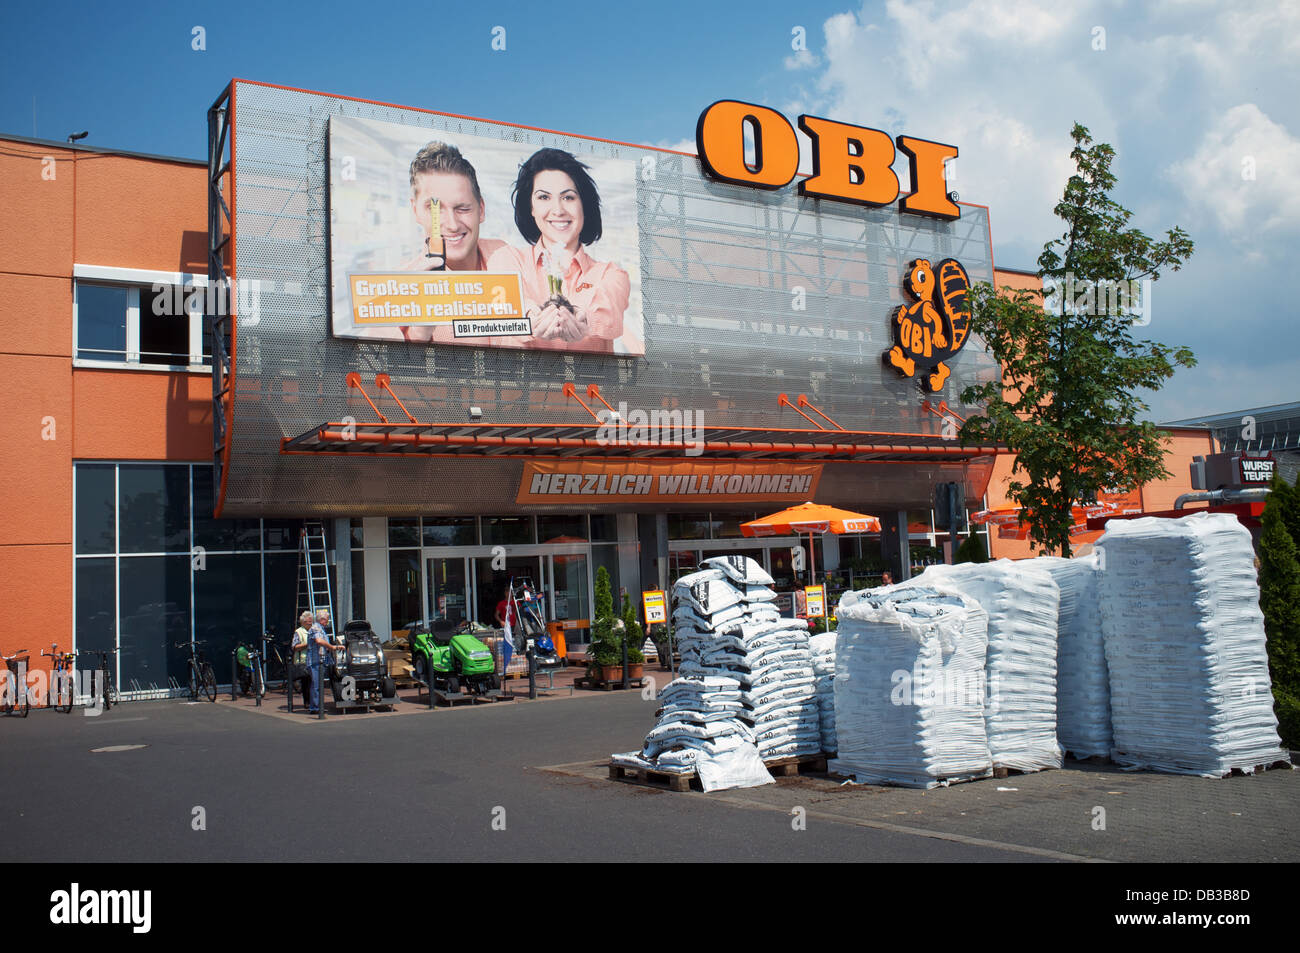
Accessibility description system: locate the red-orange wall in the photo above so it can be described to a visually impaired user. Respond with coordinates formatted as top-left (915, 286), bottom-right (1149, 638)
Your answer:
top-left (0, 137), bottom-right (208, 668)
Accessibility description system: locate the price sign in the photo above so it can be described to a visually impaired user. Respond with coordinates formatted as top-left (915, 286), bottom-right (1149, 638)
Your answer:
top-left (805, 585), bottom-right (826, 619)
top-left (642, 590), bottom-right (667, 625)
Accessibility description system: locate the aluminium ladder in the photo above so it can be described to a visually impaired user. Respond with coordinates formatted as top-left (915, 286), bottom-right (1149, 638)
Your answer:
top-left (296, 522), bottom-right (334, 625)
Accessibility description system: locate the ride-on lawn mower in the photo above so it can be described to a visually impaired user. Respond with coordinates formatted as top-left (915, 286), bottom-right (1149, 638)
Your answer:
top-left (330, 620), bottom-right (399, 711)
top-left (408, 618), bottom-right (501, 703)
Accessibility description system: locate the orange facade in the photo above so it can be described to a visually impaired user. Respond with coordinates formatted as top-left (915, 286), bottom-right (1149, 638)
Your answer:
top-left (0, 137), bottom-right (208, 668)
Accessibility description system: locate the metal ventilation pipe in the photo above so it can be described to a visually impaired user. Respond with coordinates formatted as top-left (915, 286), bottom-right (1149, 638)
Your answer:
top-left (1173, 487), bottom-right (1272, 510)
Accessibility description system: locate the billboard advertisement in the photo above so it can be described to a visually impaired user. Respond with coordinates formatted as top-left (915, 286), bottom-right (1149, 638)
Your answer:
top-left (329, 115), bottom-right (643, 355)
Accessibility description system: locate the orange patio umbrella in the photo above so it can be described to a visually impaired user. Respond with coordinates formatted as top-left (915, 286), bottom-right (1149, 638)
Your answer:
top-left (741, 502), bottom-right (882, 584)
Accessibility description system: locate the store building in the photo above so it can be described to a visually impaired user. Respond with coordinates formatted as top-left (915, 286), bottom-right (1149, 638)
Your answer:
top-left (0, 80), bottom-right (1204, 696)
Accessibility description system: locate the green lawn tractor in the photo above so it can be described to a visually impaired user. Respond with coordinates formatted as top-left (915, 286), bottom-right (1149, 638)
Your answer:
top-left (409, 618), bottom-right (500, 700)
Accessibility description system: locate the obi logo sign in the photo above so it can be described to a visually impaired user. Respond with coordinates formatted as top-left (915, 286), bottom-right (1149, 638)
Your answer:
top-left (884, 258), bottom-right (971, 392)
top-left (695, 100), bottom-right (959, 220)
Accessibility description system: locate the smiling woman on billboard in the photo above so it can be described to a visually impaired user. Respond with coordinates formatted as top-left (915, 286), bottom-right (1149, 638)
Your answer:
top-left (487, 148), bottom-right (631, 353)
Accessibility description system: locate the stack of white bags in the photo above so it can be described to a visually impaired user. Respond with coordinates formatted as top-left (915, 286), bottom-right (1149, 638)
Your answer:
top-left (676, 556), bottom-right (823, 760)
top-left (829, 584), bottom-right (993, 788)
top-left (615, 554), bottom-right (826, 792)
top-left (1026, 554), bottom-right (1110, 759)
top-left (810, 632), bottom-right (838, 754)
top-left (1097, 513), bottom-right (1288, 776)
top-left (918, 561), bottom-right (1064, 773)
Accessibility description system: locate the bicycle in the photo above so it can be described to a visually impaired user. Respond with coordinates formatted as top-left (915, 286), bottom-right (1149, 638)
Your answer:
top-left (235, 640), bottom-right (267, 700)
top-left (41, 644), bottom-right (77, 712)
top-left (2, 648), bottom-right (31, 717)
top-left (175, 641), bottom-right (218, 702)
top-left (85, 649), bottom-right (120, 710)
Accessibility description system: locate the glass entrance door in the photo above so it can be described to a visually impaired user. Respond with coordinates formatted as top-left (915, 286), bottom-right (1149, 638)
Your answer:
top-left (549, 552), bottom-right (590, 623)
top-left (426, 556), bottom-right (469, 626)
top-left (473, 555), bottom-right (543, 627)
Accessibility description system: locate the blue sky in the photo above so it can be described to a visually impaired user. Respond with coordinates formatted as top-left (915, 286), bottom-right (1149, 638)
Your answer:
top-left (3, 0), bottom-right (1296, 424)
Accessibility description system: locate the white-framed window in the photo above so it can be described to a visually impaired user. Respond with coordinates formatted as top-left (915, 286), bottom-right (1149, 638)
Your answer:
top-left (73, 264), bottom-right (211, 371)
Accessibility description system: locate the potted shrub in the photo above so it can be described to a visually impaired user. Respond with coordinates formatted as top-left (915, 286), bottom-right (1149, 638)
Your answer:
top-left (588, 567), bottom-right (622, 683)
top-left (620, 593), bottom-right (645, 681)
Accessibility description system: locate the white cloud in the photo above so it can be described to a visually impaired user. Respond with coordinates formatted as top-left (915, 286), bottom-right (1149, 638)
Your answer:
top-left (1166, 103), bottom-right (1300, 243)
top-left (784, 51), bottom-right (821, 71)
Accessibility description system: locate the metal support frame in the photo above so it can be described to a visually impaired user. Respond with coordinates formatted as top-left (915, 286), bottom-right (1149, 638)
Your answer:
top-left (207, 84), bottom-right (235, 510)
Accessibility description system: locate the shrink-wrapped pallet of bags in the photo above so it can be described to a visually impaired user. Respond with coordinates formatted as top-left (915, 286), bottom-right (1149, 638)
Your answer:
top-left (1096, 513), bottom-right (1289, 776)
top-left (918, 561), bottom-right (1064, 773)
top-left (829, 585), bottom-right (993, 788)
top-left (1024, 554), bottom-right (1111, 760)
top-left (810, 632), bottom-right (838, 754)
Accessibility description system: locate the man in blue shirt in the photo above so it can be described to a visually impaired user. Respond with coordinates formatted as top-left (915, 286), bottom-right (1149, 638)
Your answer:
top-left (306, 609), bottom-right (337, 714)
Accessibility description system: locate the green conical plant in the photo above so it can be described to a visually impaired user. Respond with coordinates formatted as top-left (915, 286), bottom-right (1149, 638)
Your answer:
top-left (588, 566), bottom-right (621, 674)
top-left (954, 531), bottom-right (989, 564)
top-left (620, 593), bottom-right (645, 664)
top-left (1259, 484), bottom-right (1300, 748)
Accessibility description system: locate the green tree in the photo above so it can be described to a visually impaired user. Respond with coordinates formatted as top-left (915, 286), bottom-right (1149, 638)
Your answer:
top-left (954, 531), bottom-right (989, 564)
top-left (958, 123), bottom-right (1196, 555)
top-left (1260, 476), bottom-right (1300, 748)
top-left (588, 566), bottom-right (620, 673)
top-left (620, 593), bottom-right (645, 664)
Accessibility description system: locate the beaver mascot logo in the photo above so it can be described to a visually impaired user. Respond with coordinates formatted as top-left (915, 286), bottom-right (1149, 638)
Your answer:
top-left (883, 258), bottom-right (971, 392)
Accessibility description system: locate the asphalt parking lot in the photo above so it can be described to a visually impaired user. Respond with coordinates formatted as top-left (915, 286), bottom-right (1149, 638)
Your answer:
top-left (2, 689), bottom-right (1294, 863)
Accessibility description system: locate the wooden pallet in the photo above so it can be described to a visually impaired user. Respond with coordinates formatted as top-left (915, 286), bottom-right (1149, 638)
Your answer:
top-left (992, 764), bottom-right (1057, 779)
top-left (608, 761), bottom-right (698, 792)
top-left (1227, 759), bottom-right (1293, 777)
top-left (763, 753), bottom-right (829, 777)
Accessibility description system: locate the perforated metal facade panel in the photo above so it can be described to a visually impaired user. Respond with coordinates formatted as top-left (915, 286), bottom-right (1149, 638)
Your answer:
top-left (225, 80), bottom-right (999, 517)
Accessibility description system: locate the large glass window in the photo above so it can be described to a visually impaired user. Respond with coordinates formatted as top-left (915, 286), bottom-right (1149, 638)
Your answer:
top-left (118, 555), bottom-right (191, 693)
top-left (422, 516), bottom-right (476, 547)
top-left (75, 557), bottom-right (116, 663)
top-left (668, 513), bottom-right (710, 540)
top-left (75, 464), bottom-right (116, 554)
top-left (194, 553), bottom-right (263, 674)
top-left (538, 514), bottom-right (587, 543)
top-left (75, 284), bottom-right (128, 361)
top-left (193, 467), bottom-right (260, 551)
top-left (483, 516), bottom-right (534, 545)
top-left (75, 279), bottom-right (210, 367)
top-left (119, 465), bottom-right (190, 553)
top-left (263, 552), bottom-right (301, 638)
top-left (389, 519), bottom-right (420, 548)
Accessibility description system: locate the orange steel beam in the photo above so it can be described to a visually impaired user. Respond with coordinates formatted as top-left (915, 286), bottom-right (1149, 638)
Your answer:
top-left (921, 399), bottom-right (968, 425)
top-left (291, 419), bottom-right (1001, 442)
top-left (562, 382), bottom-right (603, 422)
top-left (374, 374), bottom-right (418, 424)
top-left (777, 393), bottom-right (825, 429)
top-left (345, 372), bottom-right (388, 424)
top-left (585, 384), bottom-right (618, 415)
top-left (796, 394), bottom-right (842, 430)
top-left (305, 429), bottom-right (997, 455)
